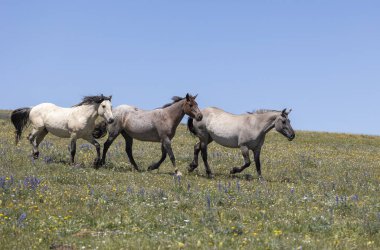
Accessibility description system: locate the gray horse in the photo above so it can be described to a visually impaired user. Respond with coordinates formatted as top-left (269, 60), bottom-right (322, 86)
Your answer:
top-left (96, 94), bottom-right (203, 176)
top-left (187, 108), bottom-right (295, 178)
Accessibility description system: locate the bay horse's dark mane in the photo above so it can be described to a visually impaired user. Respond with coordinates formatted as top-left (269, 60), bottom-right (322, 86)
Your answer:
top-left (73, 95), bottom-right (111, 107)
top-left (160, 96), bottom-right (185, 109)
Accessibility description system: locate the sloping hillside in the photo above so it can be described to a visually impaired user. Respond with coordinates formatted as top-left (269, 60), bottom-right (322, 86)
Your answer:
top-left (0, 118), bottom-right (379, 249)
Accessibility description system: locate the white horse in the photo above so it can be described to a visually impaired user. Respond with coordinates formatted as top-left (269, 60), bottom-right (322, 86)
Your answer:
top-left (187, 108), bottom-right (295, 178)
top-left (11, 95), bottom-right (114, 166)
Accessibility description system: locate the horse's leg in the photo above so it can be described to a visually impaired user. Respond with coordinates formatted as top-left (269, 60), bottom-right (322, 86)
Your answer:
top-left (230, 146), bottom-right (251, 174)
top-left (188, 142), bottom-right (201, 172)
top-left (100, 129), bottom-right (120, 165)
top-left (28, 128), bottom-right (39, 158)
top-left (84, 136), bottom-right (101, 168)
top-left (34, 129), bottom-right (48, 158)
top-left (200, 141), bottom-right (214, 178)
top-left (161, 137), bottom-right (180, 175)
top-left (28, 127), bottom-right (47, 159)
top-left (121, 131), bottom-right (140, 171)
top-left (253, 148), bottom-right (263, 180)
top-left (147, 144), bottom-right (167, 171)
top-left (69, 135), bottom-right (77, 164)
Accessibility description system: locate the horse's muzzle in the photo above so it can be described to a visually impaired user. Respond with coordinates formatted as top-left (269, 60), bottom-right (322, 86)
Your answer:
top-left (107, 118), bottom-right (115, 124)
top-left (288, 134), bottom-right (295, 141)
top-left (195, 114), bottom-right (203, 121)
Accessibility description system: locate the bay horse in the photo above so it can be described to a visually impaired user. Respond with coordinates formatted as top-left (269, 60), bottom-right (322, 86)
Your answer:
top-left (187, 108), bottom-right (295, 178)
top-left (11, 95), bottom-right (114, 166)
top-left (96, 94), bottom-right (203, 176)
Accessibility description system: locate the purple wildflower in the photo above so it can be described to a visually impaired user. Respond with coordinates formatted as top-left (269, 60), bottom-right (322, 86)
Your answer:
top-left (17, 212), bottom-right (27, 227)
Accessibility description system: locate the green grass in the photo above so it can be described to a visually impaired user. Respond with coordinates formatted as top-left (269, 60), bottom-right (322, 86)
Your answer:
top-left (0, 117), bottom-right (379, 249)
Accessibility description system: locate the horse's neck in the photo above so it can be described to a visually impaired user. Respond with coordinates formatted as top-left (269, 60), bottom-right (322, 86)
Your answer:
top-left (257, 112), bottom-right (279, 135)
top-left (75, 104), bottom-right (99, 123)
top-left (164, 100), bottom-right (185, 127)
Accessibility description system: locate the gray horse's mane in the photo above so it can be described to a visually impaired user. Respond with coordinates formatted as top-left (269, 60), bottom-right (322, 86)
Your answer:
top-left (160, 96), bottom-right (185, 109)
top-left (73, 95), bottom-right (112, 107)
top-left (247, 109), bottom-right (281, 114)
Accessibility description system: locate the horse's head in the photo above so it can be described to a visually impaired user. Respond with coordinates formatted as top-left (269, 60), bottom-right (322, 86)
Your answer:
top-left (98, 95), bottom-right (114, 124)
top-left (183, 93), bottom-right (203, 121)
top-left (274, 109), bottom-right (295, 141)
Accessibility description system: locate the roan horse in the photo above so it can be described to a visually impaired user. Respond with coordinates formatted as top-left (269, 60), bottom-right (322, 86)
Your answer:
top-left (187, 108), bottom-right (295, 178)
top-left (95, 94), bottom-right (203, 175)
top-left (10, 95), bottom-right (114, 166)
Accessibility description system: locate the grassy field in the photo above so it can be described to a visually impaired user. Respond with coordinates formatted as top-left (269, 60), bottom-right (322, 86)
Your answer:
top-left (0, 115), bottom-right (379, 249)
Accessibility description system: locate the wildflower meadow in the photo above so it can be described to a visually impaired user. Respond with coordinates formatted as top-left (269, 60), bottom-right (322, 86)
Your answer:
top-left (0, 114), bottom-right (379, 249)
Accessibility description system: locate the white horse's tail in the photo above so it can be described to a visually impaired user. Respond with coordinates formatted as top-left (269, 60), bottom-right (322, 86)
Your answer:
top-left (11, 107), bottom-right (31, 144)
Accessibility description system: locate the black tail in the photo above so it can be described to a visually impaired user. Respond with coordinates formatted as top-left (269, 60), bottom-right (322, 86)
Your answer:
top-left (187, 117), bottom-right (197, 136)
top-left (11, 107), bottom-right (31, 144)
top-left (92, 120), bottom-right (108, 139)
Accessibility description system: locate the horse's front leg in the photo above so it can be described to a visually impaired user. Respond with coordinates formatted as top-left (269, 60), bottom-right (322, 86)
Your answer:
top-left (69, 135), bottom-right (77, 164)
top-left (100, 129), bottom-right (120, 166)
top-left (147, 144), bottom-right (167, 171)
top-left (230, 146), bottom-right (251, 174)
top-left (188, 142), bottom-right (201, 172)
top-left (253, 148), bottom-right (263, 180)
top-left (200, 142), bottom-right (213, 178)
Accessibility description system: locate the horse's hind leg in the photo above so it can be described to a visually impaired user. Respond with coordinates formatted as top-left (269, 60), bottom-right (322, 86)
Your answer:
top-left (230, 146), bottom-right (251, 174)
top-left (121, 131), bottom-right (140, 171)
top-left (200, 141), bottom-right (214, 178)
top-left (29, 128), bottom-right (48, 159)
top-left (160, 137), bottom-right (180, 176)
top-left (188, 142), bottom-right (201, 172)
top-left (147, 144), bottom-right (167, 171)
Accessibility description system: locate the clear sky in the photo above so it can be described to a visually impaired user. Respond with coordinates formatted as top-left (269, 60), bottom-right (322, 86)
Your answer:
top-left (1, 1), bottom-right (379, 135)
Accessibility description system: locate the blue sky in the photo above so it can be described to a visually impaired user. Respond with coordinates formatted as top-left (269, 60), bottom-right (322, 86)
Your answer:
top-left (1, 1), bottom-right (379, 135)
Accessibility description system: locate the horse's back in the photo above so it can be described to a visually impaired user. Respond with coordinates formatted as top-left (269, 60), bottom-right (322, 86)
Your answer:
top-left (114, 105), bottom-right (161, 141)
top-left (30, 103), bottom-right (71, 137)
top-left (195, 107), bottom-right (250, 148)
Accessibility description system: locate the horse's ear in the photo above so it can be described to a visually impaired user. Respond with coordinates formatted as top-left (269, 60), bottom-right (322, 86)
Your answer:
top-left (186, 93), bottom-right (190, 101)
top-left (281, 108), bottom-right (287, 117)
top-left (109, 95), bottom-right (112, 101)
top-left (287, 108), bottom-right (292, 115)
top-left (194, 94), bottom-right (198, 99)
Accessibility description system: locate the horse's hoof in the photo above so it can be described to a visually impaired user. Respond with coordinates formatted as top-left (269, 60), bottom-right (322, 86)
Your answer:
top-left (206, 173), bottom-right (214, 179)
top-left (147, 164), bottom-right (157, 171)
top-left (230, 167), bottom-right (240, 174)
top-left (93, 159), bottom-right (101, 168)
top-left (175, 171), bottom-right (183, 177)
top-left (188, 164), bottom-right (198, 172)
top-left (33, 152), bottom-right (39, 159)
top-left (258, 176), bottom-right (265, 183)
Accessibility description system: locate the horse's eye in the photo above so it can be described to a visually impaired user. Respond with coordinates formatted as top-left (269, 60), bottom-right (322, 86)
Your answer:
top-left (190, 104), bottom-right (193, 108)
top-left (102, 105), bottom-right (106, 108)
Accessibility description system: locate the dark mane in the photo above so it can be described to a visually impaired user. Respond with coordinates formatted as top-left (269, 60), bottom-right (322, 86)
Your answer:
top-left (247, 109), bottom-right (281, 114)
top-left (73, 95), bottom-right (111, 107)
top-left (160, 96), bottom-right (184, 109)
